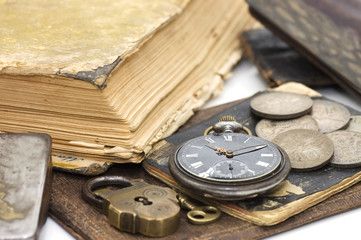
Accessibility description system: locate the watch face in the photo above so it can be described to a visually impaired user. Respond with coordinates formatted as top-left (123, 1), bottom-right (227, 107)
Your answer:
top-left (174, 133), bottom-right (282, 183)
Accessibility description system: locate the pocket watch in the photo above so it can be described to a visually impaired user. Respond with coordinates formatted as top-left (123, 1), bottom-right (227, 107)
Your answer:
top-left (169, 116), bottom-right (291, 200)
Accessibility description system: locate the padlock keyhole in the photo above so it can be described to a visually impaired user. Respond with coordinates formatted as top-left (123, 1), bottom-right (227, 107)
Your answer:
top-left (134, 196), bottom-right (153, 205)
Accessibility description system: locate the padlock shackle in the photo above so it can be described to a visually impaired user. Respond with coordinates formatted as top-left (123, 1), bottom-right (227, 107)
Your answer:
top-left (82, 175), bottom-right (133, 210)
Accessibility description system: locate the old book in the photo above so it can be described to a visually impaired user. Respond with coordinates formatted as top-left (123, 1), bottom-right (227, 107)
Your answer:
top-left (0, 0), bottom-right (256, 167)
top-left (246, 0), bottom-right (361, 101)
top-left (241, 28), bottom-right (334, 88)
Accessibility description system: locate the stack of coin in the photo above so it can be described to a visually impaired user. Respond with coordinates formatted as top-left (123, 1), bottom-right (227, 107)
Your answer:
top-left (251, 92), bottom-right (360, 171)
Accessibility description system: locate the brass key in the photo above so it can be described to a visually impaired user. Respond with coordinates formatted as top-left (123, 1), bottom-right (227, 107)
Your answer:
top-left (82, 176), bottom-right (180, 237)
top-left (177, 193), bottom-right (221, 224)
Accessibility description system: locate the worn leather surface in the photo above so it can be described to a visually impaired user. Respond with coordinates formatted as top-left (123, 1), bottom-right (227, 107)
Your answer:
top-left (0, 0), bottom-right (189, 87)
top-left (247, 0), bottom-right (361, 101)
top-left (242, 28), bottom-right (334, 88)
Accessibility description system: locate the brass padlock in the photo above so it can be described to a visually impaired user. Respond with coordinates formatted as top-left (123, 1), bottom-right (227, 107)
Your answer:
top-left (82, 176), bottom-right (180, 237)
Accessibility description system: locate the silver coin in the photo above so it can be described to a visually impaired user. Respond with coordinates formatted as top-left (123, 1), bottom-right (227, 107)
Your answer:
top-left (255, 115), bottom-right (319, 141)
top-left (311, 99), bottom-right (351, 133)
top-left (344, 116), bottom-right (361, 133)
top-left (326, 130), bottom-right (361, 168)
top-left (250, 92), bottom-right (313, 120)
top-left (273, 129), bottom-right (334, 171)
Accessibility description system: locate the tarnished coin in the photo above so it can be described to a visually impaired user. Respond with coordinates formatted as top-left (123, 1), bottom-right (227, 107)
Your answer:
top-left (273, 129), bottom-right (334, 171)
top-left (344, 116), bottom-right (361, 133)
top-left (255, 115), bottom-right (319, 141)
top-left (311, 99), bottom-right (351, 133)
top-left (326, 131), bottom-right (361, 168)
top-left (250, 92), bottom-right (313, 120)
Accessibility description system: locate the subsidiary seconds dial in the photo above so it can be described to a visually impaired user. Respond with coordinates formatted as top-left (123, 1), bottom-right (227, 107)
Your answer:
top-left (169, 132), bottom-right (291, 200)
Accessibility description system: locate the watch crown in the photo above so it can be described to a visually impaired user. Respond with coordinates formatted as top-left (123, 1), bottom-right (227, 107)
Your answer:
top-left (218, 115), bottom-right (236, 122)
top-left (214, 116), bottom-right (242, 133)
top-left (204, 116), bottom-right (252, 135)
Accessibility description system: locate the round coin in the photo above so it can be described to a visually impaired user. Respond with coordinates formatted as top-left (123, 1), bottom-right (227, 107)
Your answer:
top-left (311, 99), bottom-right (351, 133)
top-left (250, 92), bottom-right (313, 120)
top-left (344, 116), bottom-right (361, 133)
top-left (325, 130), bottom-right (361, 168)
top-left (273, 129), bottom-right (334, 171)
top-left (255, 115), bottom-right (319, 141)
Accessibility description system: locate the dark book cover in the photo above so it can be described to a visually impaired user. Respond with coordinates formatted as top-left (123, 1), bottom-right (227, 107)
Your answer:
top-left (247, 0), bottom-right (361, 101)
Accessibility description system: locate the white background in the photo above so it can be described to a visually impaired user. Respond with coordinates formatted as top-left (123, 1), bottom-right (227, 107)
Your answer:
top-left (39, 60), bottom-right (361, 239)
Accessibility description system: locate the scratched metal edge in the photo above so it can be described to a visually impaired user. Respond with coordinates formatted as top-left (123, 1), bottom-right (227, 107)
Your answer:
top-left (37, 133), bottom-right (53, 240)
top-left (56, 57), bottom-right (122, 89)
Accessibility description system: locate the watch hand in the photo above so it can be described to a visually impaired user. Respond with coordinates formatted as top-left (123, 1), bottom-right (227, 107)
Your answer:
top-left (205, 144), bottom-right (218, 151)
top-left (226, 144), bottom-right (267, 158)
top-left (205, 144), bottom-right (228, 154)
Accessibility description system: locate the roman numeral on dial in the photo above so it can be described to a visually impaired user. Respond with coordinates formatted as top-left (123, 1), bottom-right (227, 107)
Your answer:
top-left (186, 153), bottom-right (199, 158)
top-left (205, 137), bottom-right (215, 143)
top-left (223, 135), bottom-right (232, 141)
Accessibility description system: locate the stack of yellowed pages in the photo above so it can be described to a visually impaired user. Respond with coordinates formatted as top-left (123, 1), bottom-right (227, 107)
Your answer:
top-left (0, 0), bottom-right (256, 168)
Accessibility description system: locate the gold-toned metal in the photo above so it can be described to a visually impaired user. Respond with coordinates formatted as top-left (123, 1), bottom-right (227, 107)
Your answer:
top-left (93, 179), bottom-right (180, 237)
top-left (203, 125), bottom-right (215, 136)
top-left (218, 115), bottom-right (237, 122)
top-left (241, 126), bottom-right (253, 135)
top-left (0, 190), bottom-right (24, 221)
top-left (177, 193), bottom-right (221, 224)
top-left (206, 144), bottom-right (228, 155)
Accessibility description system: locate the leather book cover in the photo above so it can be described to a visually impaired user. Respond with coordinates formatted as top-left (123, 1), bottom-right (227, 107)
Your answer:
top-left (246, 0), bottom-right (361, 101)
top-left (241, 28), bottom-right (334, 88)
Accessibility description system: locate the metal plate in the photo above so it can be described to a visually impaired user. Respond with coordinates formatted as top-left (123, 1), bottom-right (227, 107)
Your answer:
top-left (0, 133), bottom-right (52, 240)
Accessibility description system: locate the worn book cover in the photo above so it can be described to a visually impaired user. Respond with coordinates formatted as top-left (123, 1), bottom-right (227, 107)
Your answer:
top-left (0, 0), bottom-right (257, 172)
top-left (241, 28), bottom-right (334, 88)
top-left (247, 0), bottom-right (361, 101)
top-left (0, 0), bottom-right (189, 86)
